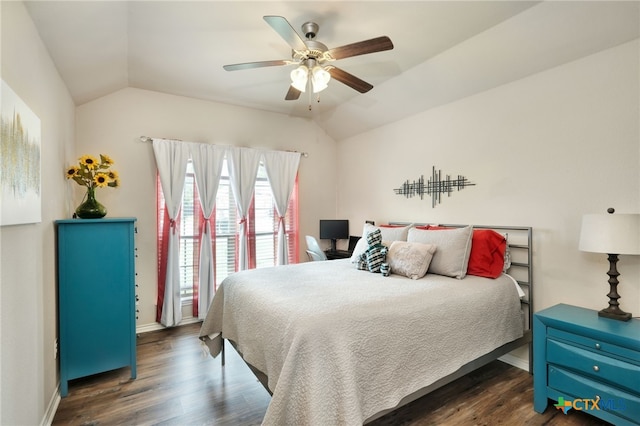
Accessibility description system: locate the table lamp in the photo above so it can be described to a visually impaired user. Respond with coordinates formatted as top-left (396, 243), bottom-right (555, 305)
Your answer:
top-left (579, 208), bottom-right (640, 321)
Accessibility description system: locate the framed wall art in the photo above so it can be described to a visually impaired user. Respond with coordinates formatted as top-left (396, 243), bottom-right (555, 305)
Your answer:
top-left (1, 80), bottom-right (41, 225)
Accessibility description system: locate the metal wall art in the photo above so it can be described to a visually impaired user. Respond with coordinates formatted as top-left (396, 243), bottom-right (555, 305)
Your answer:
top-left (394, 166), bottom-right (475, 208)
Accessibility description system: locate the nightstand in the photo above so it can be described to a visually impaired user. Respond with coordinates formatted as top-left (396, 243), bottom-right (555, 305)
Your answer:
top-left (533, 304), bottom-right (640, 425)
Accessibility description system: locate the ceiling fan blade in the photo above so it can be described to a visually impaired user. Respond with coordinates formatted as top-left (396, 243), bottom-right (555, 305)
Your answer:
top-left (263, 16), bottom-right (307, 52)
top-left (223, 60), bottom-right (289, 71)
top-left (285, 85), bottom-right (302, 100)
top-left (327, 36), bottom-right (394, 60)
top-left (328, 67), bottom-right (373, 93)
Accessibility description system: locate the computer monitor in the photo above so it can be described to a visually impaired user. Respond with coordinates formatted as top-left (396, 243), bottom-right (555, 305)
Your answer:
top-left (319, 219), bottom-right (349, 252)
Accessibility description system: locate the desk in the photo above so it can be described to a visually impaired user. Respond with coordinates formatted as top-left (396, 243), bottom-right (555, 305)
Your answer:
top-left (325, 250), bottom-right (352, 260)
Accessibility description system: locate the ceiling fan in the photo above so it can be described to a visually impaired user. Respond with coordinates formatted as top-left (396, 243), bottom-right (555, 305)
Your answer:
top-left (223, 16), bottom-right (394, 102)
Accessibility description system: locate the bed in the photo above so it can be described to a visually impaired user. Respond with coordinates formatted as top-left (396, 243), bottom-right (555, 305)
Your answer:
top-left (199, 223), bottom-right (533, 425)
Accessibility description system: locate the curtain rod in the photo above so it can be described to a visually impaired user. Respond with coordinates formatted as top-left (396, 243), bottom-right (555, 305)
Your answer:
top-left (139, 135), bottom-right (308, 157)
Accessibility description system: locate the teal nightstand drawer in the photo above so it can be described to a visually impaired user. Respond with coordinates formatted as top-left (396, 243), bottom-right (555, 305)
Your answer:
top-left (549, 366), bottom-right (640, 423)
top-left (548, 339), bottom-right (640, 394)
top-left (548, 328), bottom-right (640, 363)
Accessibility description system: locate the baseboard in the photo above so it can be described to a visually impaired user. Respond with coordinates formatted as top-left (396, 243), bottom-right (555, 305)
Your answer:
top-left (498, 353), bottom-right (529, 372)
top-left (41, 385), bottom-right (60, 426)
top-left (136, 316), bottom-right (202, 334)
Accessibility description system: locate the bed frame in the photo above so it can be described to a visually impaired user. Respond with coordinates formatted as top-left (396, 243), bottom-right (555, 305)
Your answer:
top-left (219, 223), bottom-right (533, 423)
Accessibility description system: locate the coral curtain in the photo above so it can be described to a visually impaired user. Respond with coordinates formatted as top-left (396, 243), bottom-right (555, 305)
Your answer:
top-left (262, 150), bottom-right (301, 265)
top-left (189, 143), bottom-right (226, 318)
top-left (155, 191), bottom-right (170, 324)
top-left (152, 139), bottom-right (189, 327)
top-left (287, 176), bottom-right (300, 264)
top-left (226, 147), bottom-right (261, 271)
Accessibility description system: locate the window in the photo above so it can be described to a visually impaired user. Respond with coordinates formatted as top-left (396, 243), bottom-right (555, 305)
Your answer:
top-left (177, 163), bottom-right (199, 301)
top-left (157, 159), bottom-right (299, 307)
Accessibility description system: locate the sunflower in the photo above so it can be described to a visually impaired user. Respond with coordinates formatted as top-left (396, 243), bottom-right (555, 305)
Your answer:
top-left (94, 173), bottom-right (110, 188)
top-left (66, 166), bottom-right (80, 179)
top-left (79, 155), bottom-right (99, 170)
top-left (100, 154), bottom-right (114, 166)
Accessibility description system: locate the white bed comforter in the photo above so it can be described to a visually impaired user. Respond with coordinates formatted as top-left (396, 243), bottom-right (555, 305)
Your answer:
top-left (199, 259), bottom-right (523, 426)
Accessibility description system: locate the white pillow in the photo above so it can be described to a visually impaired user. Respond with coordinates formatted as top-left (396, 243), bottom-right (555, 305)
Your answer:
top-left (407, 226), bottom-right (473, 279)
top-left (502, 233), bottom-right (511, 272)
top-left (350, 223), bottom-right (413, 262)
top-left (387, 241), bottom-right (437, 280)
top-left (373, 223), bottom-right (413, 241)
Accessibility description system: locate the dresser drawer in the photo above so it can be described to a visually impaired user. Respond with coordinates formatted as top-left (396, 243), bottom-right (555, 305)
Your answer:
top-left (547, 339), bottom-right (640, 394)
top-left (548, 328), bottom-right (640, 363)
top-left (549, 366), bottom-right (640, 423)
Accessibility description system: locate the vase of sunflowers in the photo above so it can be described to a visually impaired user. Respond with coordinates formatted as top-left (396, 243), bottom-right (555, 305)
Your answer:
top-left (65, 154), bottom-right (119, 219)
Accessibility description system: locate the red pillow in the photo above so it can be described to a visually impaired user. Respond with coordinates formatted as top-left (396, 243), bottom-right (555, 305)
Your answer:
top-left (414, 224), bottom-right (441, 230)
top-left (466, 229), bottom-right (507, 278)
top-left (420, 226), bottom-right (506, 278)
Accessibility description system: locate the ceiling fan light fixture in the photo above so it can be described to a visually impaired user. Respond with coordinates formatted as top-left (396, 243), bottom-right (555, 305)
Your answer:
top-left (290, 65), bottom-right (308, 92)
top-left (311, 66), bottom-right (331, 93)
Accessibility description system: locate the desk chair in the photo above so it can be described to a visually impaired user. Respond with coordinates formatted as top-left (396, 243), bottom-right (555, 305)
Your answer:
top-left (305, 235), bottom-right (327, 261)
top-left (306, 250), bottom-right (326, 261)
top-left (348, 236), bottom-right (361, 253)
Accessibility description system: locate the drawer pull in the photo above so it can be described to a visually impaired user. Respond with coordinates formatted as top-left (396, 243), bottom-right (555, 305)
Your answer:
top-left (594, 343), bottom-right (601, 350)
top-left (593, 365), bottom-right (600, 372)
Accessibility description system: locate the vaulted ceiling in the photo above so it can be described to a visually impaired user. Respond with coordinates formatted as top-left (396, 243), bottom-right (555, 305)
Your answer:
top-left (24, 1), bottom-right (640, 140)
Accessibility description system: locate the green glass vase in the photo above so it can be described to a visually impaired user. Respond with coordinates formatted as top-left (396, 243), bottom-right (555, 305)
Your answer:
top-left (75, 187), bottom-right (107, 219)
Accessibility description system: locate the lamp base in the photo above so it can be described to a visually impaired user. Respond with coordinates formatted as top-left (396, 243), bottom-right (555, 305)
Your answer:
top-left (598, 253), bottom-right (633, 322)
top-left (598, 307), bottom-right (632, 322)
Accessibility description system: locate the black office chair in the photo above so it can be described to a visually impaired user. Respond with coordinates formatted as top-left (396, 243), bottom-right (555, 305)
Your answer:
top-left (348, 236), bottom-right (360, 254)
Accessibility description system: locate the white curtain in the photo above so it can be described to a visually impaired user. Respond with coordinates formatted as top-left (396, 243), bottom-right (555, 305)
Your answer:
top-left (263, 151), bottom-right (301, 265)
top-left (189, 143), bottom-right (226, 319)
top-left (152, 139), bottom-right (190, 327)
top-left (227, 146), bottom-right (261, 271)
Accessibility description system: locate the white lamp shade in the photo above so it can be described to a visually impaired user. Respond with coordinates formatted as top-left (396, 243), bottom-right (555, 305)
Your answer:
top-left (290, 66), bottom-right (308, 92)
top-left (311, 66), bottom-right (331, 93)
top-left (579, 213), bottom-right (640, 255)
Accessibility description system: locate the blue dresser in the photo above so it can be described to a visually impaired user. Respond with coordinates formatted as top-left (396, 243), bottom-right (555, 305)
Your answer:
top-left (533, 304), bottom-right (640, 425)
top-left (56, 218), bottom-right (137, 397)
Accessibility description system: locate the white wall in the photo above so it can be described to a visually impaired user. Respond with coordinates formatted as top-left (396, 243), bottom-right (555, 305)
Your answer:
top-left (74, 88), bottom-right (339, 328)
top-left (337, 40), bottom-right (640, 363)
top-left (0, 2), bottom-right (76, 424)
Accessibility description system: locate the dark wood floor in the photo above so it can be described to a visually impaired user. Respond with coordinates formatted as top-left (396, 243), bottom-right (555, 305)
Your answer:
top-left (53, 323), bottom-right (610, 425)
